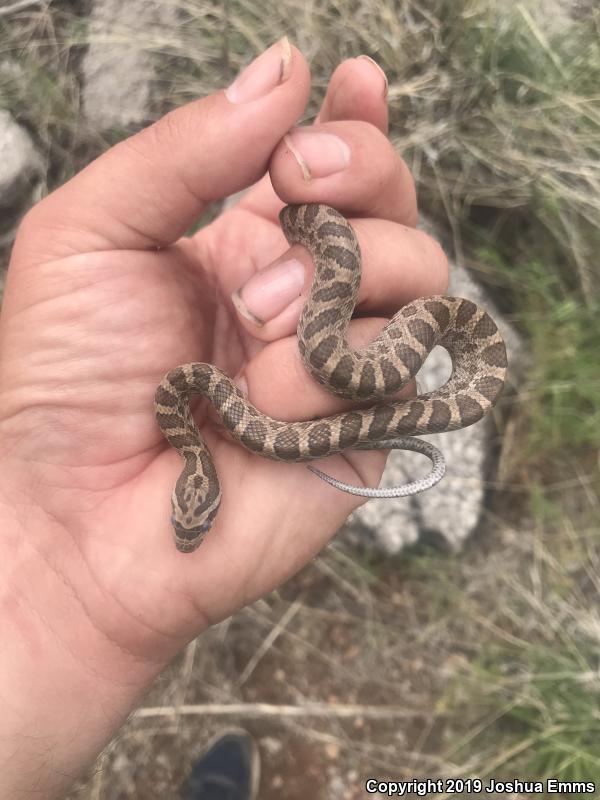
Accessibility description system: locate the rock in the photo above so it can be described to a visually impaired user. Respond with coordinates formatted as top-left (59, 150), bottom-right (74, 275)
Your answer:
top-left (81, 0), bottom-right (177, 129)
top-left (342, 217), bottom-right (525, 554)
top-left (0, 109), bottom-right (44, 246)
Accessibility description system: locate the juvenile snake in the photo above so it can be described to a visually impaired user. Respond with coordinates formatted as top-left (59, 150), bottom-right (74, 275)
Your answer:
top-left (155, 204), bottom-right (507, 552)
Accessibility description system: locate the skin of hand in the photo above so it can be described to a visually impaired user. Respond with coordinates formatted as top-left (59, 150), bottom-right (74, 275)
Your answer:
top-left (0, 40), bottom-right (447, 798)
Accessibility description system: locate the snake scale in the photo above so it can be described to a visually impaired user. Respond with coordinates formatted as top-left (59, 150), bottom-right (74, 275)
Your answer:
top-left (155, 204), bottom-right (507, 553)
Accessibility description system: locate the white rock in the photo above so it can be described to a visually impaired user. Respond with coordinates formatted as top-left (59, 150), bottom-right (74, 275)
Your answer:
top-left (82, 0), bottom-right (177, 129)
top-left (0, 109), bottom-right (44, 244)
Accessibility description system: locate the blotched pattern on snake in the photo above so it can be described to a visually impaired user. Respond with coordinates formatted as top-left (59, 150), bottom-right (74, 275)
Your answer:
top-left (155, 204), bottom-right (507, 553)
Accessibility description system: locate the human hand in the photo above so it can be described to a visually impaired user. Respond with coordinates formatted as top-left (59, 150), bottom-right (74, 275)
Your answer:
top-left (0, 40), bottom-right (447, 798)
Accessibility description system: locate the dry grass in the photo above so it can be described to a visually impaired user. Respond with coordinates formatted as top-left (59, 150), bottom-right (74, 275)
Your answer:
top-left (62, 504), bottom-right (599, 796)
top-left (1, 0), bottom-right (599, 797)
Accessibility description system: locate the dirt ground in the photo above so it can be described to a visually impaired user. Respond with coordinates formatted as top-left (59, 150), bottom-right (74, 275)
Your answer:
top-left (64, 513), bottom-right (537, 800)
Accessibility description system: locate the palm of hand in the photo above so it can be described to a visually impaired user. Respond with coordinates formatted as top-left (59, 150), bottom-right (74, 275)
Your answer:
top-left (1, 196), bottom-right (357, 656)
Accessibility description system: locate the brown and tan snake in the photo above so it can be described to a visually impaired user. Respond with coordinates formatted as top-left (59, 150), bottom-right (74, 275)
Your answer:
top-left (155, 204), bottom-right (507, 553)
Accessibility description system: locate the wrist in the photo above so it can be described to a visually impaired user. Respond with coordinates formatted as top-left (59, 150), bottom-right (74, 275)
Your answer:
top-left (0, 495), bottom-right (166, 799)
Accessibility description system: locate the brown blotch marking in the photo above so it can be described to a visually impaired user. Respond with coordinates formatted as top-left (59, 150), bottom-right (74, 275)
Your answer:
top-left (309, 335), bottom-right (338, 370)
top-left (358, 363), bottom-right (376, 397)
top-left (367, 405), bottom-right (395, 440)
top-left (456, 299), bottom-right (477, 326)
top-left (317, 221), bottom-right (354, 241)
top-left (456, 394), bottom-right (485, 425)
top-left (340, 412), bottom-right (363, 445)
top-left (190, 365), bottom-right (213, 390)
top-left (196, 486), bottom-right (219, 515)
top-left (455, 336), bottom-right (478, 357)
top-left (424, 300), bottom-right (451, 330)
top-left (321, 266), bottom-right (336, 280)
top-left (176, 528), bottom-right (198, 542)
top-left (380, 358), bottom-right (402, 393)
top-left (175, 465), bottom-right (193, 512)
top-left (274, 428), bottom-right (301, 459)
top-left (313, 281), bottom-right (352, 302)
top-left (387, 325), bottom-right (404, 339)
top-left (199, 451), bottom-right (219, 492)
top-left (175, 538), bottom-right (204, 554)
top-left (212, 378), bottom-right (233, 409)
top-left (165, 433), bottom-right (190, 449)
top-left (281, 205), bottom-right (299, 229)
top-left (156, 411), bottom-right (182, 430)
top-left (482, 341), bottom-right (508, 368)
top-left (308, 423), bottom-right (331, 456)
top-left (323, 245), bottom-right (359, 272)
top-left (395, 401), bottom-right (425, 434)
top-left (303, 204), bottom-right (320, 227)
top-left (401, 304), bottom-right (418, 317)
top-left (155, 385), bottom-right (178, 406)
top-left (475, 375), bottom-right (504, 402)
top-left (408, 318), bottom-right (434, 348)
top-left (473, 313), bottom-right (497, 338)
top-left (168, 369), bottom-right (189, 392)
top-left (181, 452), bottom-right (197, 476)
top-left (304, 308), bottom-right (340, 339)
top-left (394, 343), bottom-right (422, 374)
top-left (222, 398), bottom-right (247, 427)
top-left (240, 418), bottom-right (268, 449)
top-left (427, 399), bottom-right (452, 432)
top-left (330, 354), bottom-right (354, 390)
top-left (325, 206), bottom-right (344, 222)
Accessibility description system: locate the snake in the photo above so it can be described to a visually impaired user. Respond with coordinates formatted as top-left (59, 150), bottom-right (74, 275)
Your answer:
top-left (154, 204), bottom-right (507, 553)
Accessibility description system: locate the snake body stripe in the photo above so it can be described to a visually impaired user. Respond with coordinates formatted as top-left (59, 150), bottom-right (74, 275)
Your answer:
top-left (155, 204), bottom-right (507, 553)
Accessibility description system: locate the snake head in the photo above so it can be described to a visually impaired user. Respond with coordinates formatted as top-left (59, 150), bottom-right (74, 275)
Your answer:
top-left (170, 467), bottom-right (221, 553)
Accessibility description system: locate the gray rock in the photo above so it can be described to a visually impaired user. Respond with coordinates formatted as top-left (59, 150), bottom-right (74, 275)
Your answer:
top-left (81, 0), bottom-right (177, 129)
top-left (0, 109), bottom-right (44, 245)
top-left (343, 220), bottom-right (525, 554)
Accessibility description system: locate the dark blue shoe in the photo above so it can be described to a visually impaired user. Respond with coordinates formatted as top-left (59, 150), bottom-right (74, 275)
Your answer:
top-left (180, 729), bottom-right (259, 800)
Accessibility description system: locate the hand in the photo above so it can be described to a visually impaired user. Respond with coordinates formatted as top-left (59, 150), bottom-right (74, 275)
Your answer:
top-left (0, 40), bottom-right (447, 798)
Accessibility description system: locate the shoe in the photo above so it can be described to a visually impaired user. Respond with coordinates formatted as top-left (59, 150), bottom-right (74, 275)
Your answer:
top-left (180, 729), bottom-right (260, 800)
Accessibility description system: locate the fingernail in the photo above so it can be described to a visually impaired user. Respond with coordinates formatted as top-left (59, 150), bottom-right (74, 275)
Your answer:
top-left (232, 258), bottom-right (305, 325)
top-left (284, 128), bottom-right (351, 181)
top-left (225, 37), bottom-right (292, 104)
top-left (357, 55), bottom-right (388, 98)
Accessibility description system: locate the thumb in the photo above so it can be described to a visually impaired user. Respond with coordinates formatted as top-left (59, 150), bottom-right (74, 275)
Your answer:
top-left (16, 38), bottom-right (309, 261)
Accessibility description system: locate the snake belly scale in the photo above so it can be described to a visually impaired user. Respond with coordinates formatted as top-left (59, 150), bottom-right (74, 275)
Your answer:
top-left (155, 204), bottom-right (507, 553)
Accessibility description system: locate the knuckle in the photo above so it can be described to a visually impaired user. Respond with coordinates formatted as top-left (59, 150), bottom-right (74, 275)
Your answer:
top-left (420, 231), bottom-right (449, 293)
